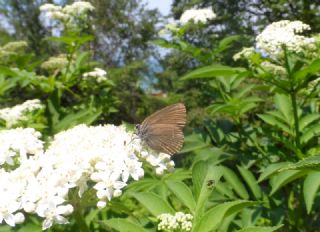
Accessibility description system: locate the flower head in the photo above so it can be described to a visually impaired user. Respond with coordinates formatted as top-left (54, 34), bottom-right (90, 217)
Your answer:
top-left (83, 68), bottom-right (108, 83)
top-left (256, 20), bottom-right (316, 59)
top-left (158, 212), bottom-right (193, 232)
top-left (0, 99), bottom-right (44, 128)
top-left (180, 8), bottom-right (216, 25)
top-left (41, 54), bottom-right (68, 71)
top-left (39, 1), bottom-right (94, 33)
top-left (0, 124), bottom-right (175, 229)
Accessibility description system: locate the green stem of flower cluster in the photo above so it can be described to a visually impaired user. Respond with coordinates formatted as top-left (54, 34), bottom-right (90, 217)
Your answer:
top-left (73, 205), bottom-right (89, 232)
top-left (283, 46), bottom-right (303, 159)
top-left (71, 190), bottom-right (90, 232)
top-left (290, 92), bottom-right (303, 159)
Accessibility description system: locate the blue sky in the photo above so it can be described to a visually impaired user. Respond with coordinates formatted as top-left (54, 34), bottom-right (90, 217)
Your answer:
top-left (146, 0), bottom-right (172, 16)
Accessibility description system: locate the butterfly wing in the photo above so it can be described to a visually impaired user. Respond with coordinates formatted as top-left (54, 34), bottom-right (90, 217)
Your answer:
top-left (139, 103), bottom-right (186, 155)
top-left (143, 124), bottom-right (184, 155)
top-left (140, 103), bottom-right (186, 130)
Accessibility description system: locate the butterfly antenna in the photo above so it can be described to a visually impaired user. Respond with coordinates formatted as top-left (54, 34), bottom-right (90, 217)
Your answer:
top-left (126, 135), bottom-right (139, 146)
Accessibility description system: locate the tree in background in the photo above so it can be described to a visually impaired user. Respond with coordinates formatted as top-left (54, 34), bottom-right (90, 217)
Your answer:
top-left (0, 0), bottom-right (164, 124)
top-left (0, 0), bottom-right (49, 55)
top-left (89, 0), bottom-right (161, 67)
top-left (0, 0), bottom-right (161, 67)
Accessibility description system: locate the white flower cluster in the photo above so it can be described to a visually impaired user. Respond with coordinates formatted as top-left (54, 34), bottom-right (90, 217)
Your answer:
top-left (39, 1), bottom-right (94, 30)
top-left (63, 1), bottom-right (95, 16)
top-left (158, 212), bottom-right (193, 232)
top-left (0, 128), bottom-right (43, 226)
top-left (83, 68), bottom-right (108, 83)
top-left (0, 99), bottom-right (44, 127)
top-left (0, 124), bottom-right (174, 230)
top-left (180, 8), bottom-right (216, 25)
top-left (256, 20), bottom-right (316, 58)
top-left (41, 54), bottom-right (68, 71)
top-left (0, 41), bottom-right (28, 63)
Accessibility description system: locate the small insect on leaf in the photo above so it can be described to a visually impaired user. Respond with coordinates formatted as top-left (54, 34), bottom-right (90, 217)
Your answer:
top-left (207, 180), bottom-right (215, 189)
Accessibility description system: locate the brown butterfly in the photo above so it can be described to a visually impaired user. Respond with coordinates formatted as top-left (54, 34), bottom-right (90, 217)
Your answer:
top-left (136, 103), bottom-right (186, 155)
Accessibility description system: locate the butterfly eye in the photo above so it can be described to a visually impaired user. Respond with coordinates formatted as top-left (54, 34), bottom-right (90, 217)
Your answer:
top-left (135, 124), bottom-right (140, 130)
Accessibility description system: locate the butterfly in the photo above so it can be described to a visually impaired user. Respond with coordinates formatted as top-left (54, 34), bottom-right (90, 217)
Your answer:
top-left (136, 103), bottom-right (186, 155)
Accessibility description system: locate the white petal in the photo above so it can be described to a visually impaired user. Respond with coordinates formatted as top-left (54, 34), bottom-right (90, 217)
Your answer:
top-left (4, 214), bottom-right (15, 227)
top-left (55, 215), bottom-right (68, 224)
top-left (42, 218), bottom-right (53, 230)
top-left (14, 213), bottom-right (25, 224)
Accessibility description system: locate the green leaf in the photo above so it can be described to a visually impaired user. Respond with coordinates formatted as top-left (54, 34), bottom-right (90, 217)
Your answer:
top-left (180, 133), bottom-right (210, 153)
top-left (236, 225), bottom-right (283, 232)
top-left (180, 64), bottom-right (244, 80)
top-left (193, 200), bottom-right (257, 232)
top-left (299, 114), bottom-right (320, 131)
top-left (258, 162), bottom-right (291, 182)
top-left (279, 155), bottom-right (320, 171)
top-left (274, 94), bottom-right (292, 123)
top-left (193, 161), bottom-right (223, 218)
top-left (215, 35), bottom-right (240, 53)
top-left (258, 114), bottom-right (292, 135)
top-left (215, 182), bottom-right (236, 199)
top-left (303, 171), bottom-right (320, 214)
top-left (166, 180), bottom-right (196, 211)
top-left (270, 170), bottom-right (307, 195)
top-left (237, 166), bottom-right (262, 199)
top-left (294, 59), bottom-right (320, 82)
top-left (99, 218), bottom-right (148, 232)
top-left (301, 124), bottom-right (320, 145)
top-left (53, 108), bottom-right (102, 133)
top-left (0, 66), bottom-right (18, 76)
top-left (132, 192), bottom-right (174, 216)
top-left (222, 166), bottom-right (249, 199)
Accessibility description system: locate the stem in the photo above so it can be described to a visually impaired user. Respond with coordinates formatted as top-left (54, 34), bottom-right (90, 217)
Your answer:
top-left (238, 118), bottom-right (271, 162)
top-left (71, 190), bottom-right (90, 232)
top-left (283, 46), bottom-right (303, 159)
top-left (73, 205), bottom-right (90, 232)
top-left (290, 92), bottom-right (303, 159)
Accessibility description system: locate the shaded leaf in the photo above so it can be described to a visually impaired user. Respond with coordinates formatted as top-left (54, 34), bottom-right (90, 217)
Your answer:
top-left (303, 171), bottom-right (320, 214)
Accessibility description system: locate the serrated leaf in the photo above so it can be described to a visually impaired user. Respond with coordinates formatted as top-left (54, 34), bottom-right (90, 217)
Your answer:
top-left (279, 155), bottom-right (320, 171)
top-left (274, 94), bottom-right (292, 123)
top-left (222, 166), bottom-right (249, 199)
top-left (99, 218), bottom-right (148, 232)
top-left (270, 170), bottom-right (307, 195)
top-left (301, 124), bottom-right (320, 144)
top-left (166, 180), bottom-right (196, 211)
top-left (294, 59), bottom-right (320, 82)
top-left (258, 114), bottom-right (292, 135)
top-left (132, 192), bottom-right (174, 216)
top-left (299, 114), bottom-right (320, 131)
top-left (237, 166), bottom-right (262, 199)
top-left (303, 171), bottom-right (320, 214)
top-left (193, 200), bottom-right (257, 232)
top-left (258, 162), bottom-right (291, 182)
